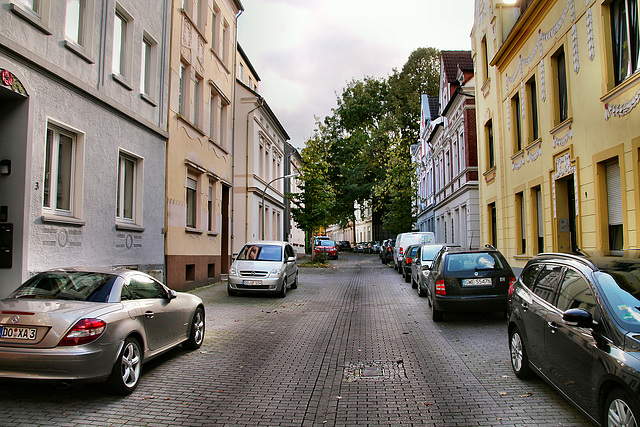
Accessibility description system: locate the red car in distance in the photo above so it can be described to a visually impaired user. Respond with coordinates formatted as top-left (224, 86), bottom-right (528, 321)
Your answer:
top-left (314, 240), bottom-right (338, 259)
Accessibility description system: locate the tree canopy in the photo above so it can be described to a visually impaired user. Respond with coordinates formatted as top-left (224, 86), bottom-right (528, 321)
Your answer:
top-left (291, 47), bottom-right (440, 239)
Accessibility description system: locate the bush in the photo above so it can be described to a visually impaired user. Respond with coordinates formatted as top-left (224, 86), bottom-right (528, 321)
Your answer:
top-left (314, 253), bottom-right (329, 263)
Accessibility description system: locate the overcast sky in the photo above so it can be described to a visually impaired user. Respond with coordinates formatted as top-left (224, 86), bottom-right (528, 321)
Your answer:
top-left (237, 0), bottom-right (475, 149)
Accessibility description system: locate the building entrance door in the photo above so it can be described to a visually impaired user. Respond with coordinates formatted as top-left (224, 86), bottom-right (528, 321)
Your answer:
top-left (555, 175), bottom-right (578, 253)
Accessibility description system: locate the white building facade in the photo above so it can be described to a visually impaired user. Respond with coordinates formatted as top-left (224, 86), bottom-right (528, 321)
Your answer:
top-left (0, 0), bottom-right (170, 296)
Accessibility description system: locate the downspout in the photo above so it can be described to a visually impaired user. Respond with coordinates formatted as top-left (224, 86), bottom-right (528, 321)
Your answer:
top-left (230, 8), bottom-right (243, 258)
top-left (245, 96), bottom-right (264, 242)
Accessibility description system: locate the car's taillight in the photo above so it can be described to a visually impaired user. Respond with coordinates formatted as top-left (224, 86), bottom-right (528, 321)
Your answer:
top-left (399, 247), bottom-right (404, 255)
top-left (508, 277), bottom-right (516, 296)
top-left (406, 257), bottom-right (412, 265)
top-left (435, 279), bottom-right (446, 295)
top-left (59, 319), bottom-right (106, 346)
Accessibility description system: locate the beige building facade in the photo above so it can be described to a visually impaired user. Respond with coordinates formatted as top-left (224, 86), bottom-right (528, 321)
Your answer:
top-left (472, 0), bottom-right (640, 269)
top-left (165, 0), bottom-right (243, 290)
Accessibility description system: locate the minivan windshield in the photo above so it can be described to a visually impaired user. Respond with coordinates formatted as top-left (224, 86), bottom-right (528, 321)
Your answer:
top-left (237, 244), bottom-right (283, 261)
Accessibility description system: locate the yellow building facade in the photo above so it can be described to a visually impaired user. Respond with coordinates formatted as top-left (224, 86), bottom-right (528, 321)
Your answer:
top-left (472, 0), bottom-right (640, 269)
top-left (165, 0), bottom-right (243, 290)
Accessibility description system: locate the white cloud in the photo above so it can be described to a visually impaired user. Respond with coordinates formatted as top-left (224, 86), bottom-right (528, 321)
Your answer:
top-left (238, 0), bottom-right (474, 148)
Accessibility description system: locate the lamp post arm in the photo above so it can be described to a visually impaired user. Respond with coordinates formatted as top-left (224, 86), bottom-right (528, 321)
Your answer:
top-left (261, 173), bottom-right (298, 240)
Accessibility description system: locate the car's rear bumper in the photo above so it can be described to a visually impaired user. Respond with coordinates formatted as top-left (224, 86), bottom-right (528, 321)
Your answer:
top-left (0, 341), bottom-right (122, 381)
top-left (433, 295), bottom-right (508, 313)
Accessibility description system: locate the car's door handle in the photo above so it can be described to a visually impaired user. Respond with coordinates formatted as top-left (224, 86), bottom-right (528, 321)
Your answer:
top-left (548, 321), bottom-right (558, 333)
top-left (145, 311), bottom-right (155, 319)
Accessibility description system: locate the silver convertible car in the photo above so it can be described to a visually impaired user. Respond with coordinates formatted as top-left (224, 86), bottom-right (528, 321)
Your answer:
top-left (0, 267), bottom-right (205, 394)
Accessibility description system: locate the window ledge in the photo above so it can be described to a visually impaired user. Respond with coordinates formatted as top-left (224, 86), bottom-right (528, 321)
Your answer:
top-left (209, 48), bottom-right (231, 74)
top-left (41, 214), bottom-right (85, 227)
top-left (177, 114), bottom-right (206, 137)
top-left (10, 3), bottom-right (52, 35)
top-left (208, 231), bottom-right (219, 237)
top-left (208, 138), bottom-right (229, 155)
top-left (185, 227), bottom-right (204, 235)
top-left (602, 71), bottom-right (640, 104)
top-left (64, 40), bottom-right (94, 64)
top-left (112, 73), bottom-right (133, 91)
top-left (116, 223), bottom-right (145, 232)
top-left (550, 117), bottom-right (573, 137)
top-left (140, 93), bottom-right (157, 107)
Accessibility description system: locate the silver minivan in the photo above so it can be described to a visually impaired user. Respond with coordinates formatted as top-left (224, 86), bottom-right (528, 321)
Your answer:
top-left (228, 241), bottom-right (298, 297)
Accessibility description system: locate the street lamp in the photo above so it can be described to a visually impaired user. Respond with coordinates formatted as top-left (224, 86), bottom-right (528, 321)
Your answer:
top-left (261, 172), bottom-right (298, 240)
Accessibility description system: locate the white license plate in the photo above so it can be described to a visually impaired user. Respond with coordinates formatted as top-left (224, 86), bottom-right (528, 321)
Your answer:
top-left (0, 326), bottom-right (37, 340)
top-left (463, 278), bottom-right (492, 287)
top-left (243, 280), bottom-right (262, 286)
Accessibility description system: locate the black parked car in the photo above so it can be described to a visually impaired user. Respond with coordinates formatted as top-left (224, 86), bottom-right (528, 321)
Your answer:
top-left (401, 244), bottom-right (420, 283)
top-left (337, 241), bottom-right (352, 251)
top-left (509, 253), bottom-right (640, 426)
top-left (424, 246), bottom-right (514, 321)
top-left (380, 239), bottom-right (395, 264)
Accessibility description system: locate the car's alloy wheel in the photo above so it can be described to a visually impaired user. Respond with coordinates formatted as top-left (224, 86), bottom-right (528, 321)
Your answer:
top-left (411, 276), bottom-right (417, 289)
top-left (184, 307), bottom-right (205, 350)
top-left (418, 282), bottom-right (426, 298)
top-left (278, 279), bottom-right (287, 298)
top-left (108, 337), bottom-right (142, 395)
top-left (509, 327), bottom-right (533, 379)
top-left (606, 389), bottom-right (640, 427)
top-left (291, 273), bottom-right (298, 289)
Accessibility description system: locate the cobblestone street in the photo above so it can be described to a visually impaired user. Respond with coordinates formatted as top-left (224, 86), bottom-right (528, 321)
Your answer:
top-left (0, 253), bottom-right (590, 426)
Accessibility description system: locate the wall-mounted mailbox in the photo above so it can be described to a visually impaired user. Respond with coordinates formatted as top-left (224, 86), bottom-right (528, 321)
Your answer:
top-left (0, 223), bottom-right (13, 269)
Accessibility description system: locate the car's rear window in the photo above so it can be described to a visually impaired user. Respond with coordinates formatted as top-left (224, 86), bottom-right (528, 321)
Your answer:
top-left (9, 272), bottom-right (118, 302)
top-left (421, 245), bottom-right (443, 261)
top-left (445, 252), bottom-right (505, 272)
top-left (238, 244), bottom-right (283, 261)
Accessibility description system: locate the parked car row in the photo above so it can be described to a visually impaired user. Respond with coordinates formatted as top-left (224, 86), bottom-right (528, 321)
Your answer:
top-left (393, 239), bottom-right (640, 426)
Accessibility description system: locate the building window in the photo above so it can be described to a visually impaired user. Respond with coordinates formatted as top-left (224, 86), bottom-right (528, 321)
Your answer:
top-left (533, 186), bottom-right (544, 253)
top-left (117, 151), bottom-right (141, 224)
top-left (44, 124), bottom-right (83, 217)
top-left (186, 174), bottom-right (198, 229)
top-left (239, 63), bottom-right (244, 81)
top-left (65, 0), bottom-right (86, 45)
top-left (605, 159), bottom-right (624, 255)
top-left (192, 75), bottom-right (202, 127)
top-left (481, 35), bottom-right (489, 84)
top-left (17, 0), bottom-right (40, 13)
top-left (194, 0), bottom-right (203, 29)
top-left (489, 202), bottom-right (497, 248)
top-left (207, 179), bottom-right (217, 233)
top-left (486, 120), bottom-right (495, 169)
top-left (611, 0), bottom-right (640, 85)
top-left (553, 47), bottom-right (569, 124)
top-left (140, 33), bottom-right (157, 98)
top-left (219, 99), bottom-right (228, 149)
top-left (516, 192), bottom-right (526, 254)
top-left (112, 4), bottom-right (133, 82)
top-left (512, 93), bottom-right (522, 152)
top-left (179, 64), bottom-right (187, 116)
top-left (222, 20), bottom-right (230, 66)
top-left (526, 77), bottom-right (539, 142)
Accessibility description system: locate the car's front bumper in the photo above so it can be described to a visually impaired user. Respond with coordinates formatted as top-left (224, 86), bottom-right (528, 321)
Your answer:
top-left (0, 340), bottom-right (122, 382)
top-left (228, 276), bottom-right (284, 292)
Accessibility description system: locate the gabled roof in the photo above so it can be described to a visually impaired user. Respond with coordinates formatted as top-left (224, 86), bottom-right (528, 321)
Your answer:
top-left (441, 51), bottom-right (473, 83)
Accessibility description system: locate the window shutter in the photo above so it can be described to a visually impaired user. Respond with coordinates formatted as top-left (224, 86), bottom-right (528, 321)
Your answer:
top-left (606, 161), bottom-right (623, 225)
top-left (186, 177), bottom-right (197, 191)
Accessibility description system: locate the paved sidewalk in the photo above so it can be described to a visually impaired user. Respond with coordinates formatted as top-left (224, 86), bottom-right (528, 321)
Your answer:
top-left (0, 253), bottom-right (589, 426)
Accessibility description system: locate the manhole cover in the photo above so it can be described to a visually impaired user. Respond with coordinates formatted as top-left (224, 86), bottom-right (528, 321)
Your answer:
top-left (343, 361), bottom-right (406, 382)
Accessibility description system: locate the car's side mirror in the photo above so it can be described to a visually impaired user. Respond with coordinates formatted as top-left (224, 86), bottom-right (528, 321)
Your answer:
top-left (563, 308), bottom-right (593, 328)
top-left (287, 256), bottom-right (296, 263)
top-left (168, 289), bottom-right (178, 300)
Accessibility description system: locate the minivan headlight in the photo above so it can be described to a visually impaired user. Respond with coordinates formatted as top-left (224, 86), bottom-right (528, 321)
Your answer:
top-left (268, 269), bottom-right (281, 278)
top-left (229, 267), bottom-right (237, 276)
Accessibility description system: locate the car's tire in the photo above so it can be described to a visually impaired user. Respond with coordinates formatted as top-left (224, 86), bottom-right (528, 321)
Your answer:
top-left (605, 388), bottom-right (640, 427)
top-left (432, 306), bottom-right (443, 322)
top-left (418, 283), bottom-right (426, 298)
top-left (277, 279), bottom-right (287, 298)
top-left (107, 337), bottom-right (142, 395)
top-left (291, 273), bottom-right (298, 289)
top-left (411, 276), bottom-right (417, 289)
top-left (404, 271), bottom-right (411, 283)
top-left (183, 307), bottom-right (205, 350)
top-left (227, 286), bottom-right (237, 296)
top-left (509, 327), bottom-right (534, 379)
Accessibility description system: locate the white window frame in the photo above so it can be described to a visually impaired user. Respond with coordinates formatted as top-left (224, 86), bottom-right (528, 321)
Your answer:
top-left (116, 150), bottom-right (143, 227)
top-left (140, 32), bottom-right (158, 101)
top-left (11, 0), bottom-right (52, 34)
top-left (186, 172), bottom-right (199, 230)
top-left (43, 121), bottom-right (85, 221)
top-left (112, 3), bottom-right (134, 85)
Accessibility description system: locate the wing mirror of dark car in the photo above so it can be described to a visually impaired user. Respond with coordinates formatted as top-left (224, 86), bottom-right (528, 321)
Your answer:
top-left (563, 308), bottom-right (594, 328)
